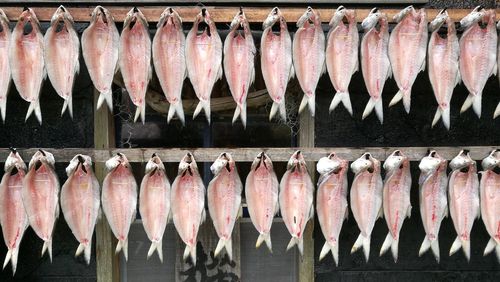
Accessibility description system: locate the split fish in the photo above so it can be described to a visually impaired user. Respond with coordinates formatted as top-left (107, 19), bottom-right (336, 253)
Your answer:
top-left (10, 8), bottom-right (45, 124)
top-left (119, 7), bottom-right (152, 124)
top-left (497, 20), bottom-right (500, 118)
top-left (245, 152), bottom-right (279, 253)
top-left (185, 8), bottom-right (223, 124)
top-left (279, 151), bottom-right (314, 256)
top-left (139, 154), bottom-right (171, 262)
top-left (480, 150), bottom-right (500, 262)
top-left (293, 7), bottom-right (325, 117)
top-left (326, 6), bottom-right (358, 115)
top-left (153, 8), bottom-right (186, 125)
top-left (0, 9), bottom-right (11, 123)
top-left (316, 153), bottom-right (348, 266)
top-left (81, 6), bottom-right (119, 112)
top-left (448, 150), bottom-right (480, 261)
top-left (171, 153), bottom-right (205, 265)
top-left (101, 153), bottom-right (137, 261)
top-left (350, 152), bottom-right (383, 262)
top-left (380, 150), bottom-right (412, 262)
top-left (360, 8), bottom-right (391, 124)
top-left (224, 8), bottom-right (255, 128)
top-left (261, 7), bottom-right (294, 121)
top-left (0, 149), bottom-right (28, 274)
top-left (22, 150), bottom-right (59, 261)
top-left (388, 6), bottom-right (428, 113)
top-left (60, 154), bottom-right (100, 264)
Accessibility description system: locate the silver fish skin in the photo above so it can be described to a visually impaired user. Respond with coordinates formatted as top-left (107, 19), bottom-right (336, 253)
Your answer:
top-left (480, 149), bottom-right (500, 262)
top-left (224, 8), bottom-right (255, 128)
top-left (0, 9), bottom-right (11, 123)
top-left (153, 8), bottom-right (186, 125)
top-left (10, 8), bottom-right (45, 124)
top-left (82, 6), bottom-right (119, 112)
top-left (44, 6), bottom-right (80, 119)
top-left (185, 8), bottom-right (223, 124)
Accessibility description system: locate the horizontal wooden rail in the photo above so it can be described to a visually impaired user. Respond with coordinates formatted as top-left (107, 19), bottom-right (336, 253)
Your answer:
top-left (0, 146), bottom-right (497, 162)
top-left (0, 6), bottom-right (495, 23)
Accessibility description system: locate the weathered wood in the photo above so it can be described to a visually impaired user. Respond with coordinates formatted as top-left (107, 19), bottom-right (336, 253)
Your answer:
top-left (0, 7), bottom-right (488, 23)
top-left (93, 89), bottom-right (119, 282)
top-left (0, 0), bottom-right (429, 4)
top-left (0, 146), bottom-right (497, 163)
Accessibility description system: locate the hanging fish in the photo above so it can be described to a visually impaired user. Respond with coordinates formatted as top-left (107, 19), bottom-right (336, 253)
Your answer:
top-left (0, 149), bottom-right (28, 274)
top-left (0, 9), bottom-right (11, 123)
top-left (380, 150), bottom-right (412, 262)
top-left (171, 153), bottom-right (205, 265)
top-left (360, 8), bottom-right (391, 124)
top-left (494, 20), bottom-right (500, 118)
top-left (428, 9), bottom-right (460, 130)
top-left (185, 8), bottom-right (222, 124)
top-left (224, 8), bottom-right (255, 128)
top-left (480, 150), bottom-right (500, 262)
top-left (153, 7), bottom-right (186, 125)
top-left (316, 153), bottom-right (348, 266)
top-left (350, 152), bottom-right (383, 262)
top-left (44, 6), bottom-right (79, 119)
top-left (459, 6), bottom-right (497, 118)
top-left (261, 7), bottom-right (294, 121)
top-left (293, 7), bottom-right (325, 117)
top-left (22, 150), bottom-right (59, 261)
top-left (279, 151), bottom-right (314, 256)
top-left (139, 154), bottom-right (170, 262)
top-left (10, 8), bottom-right (45, 124)
top-left (448, 150), bottom-right (480, 261)
top-left (326, 6), bottom-right (358, 115)
top-left (101, 153), bottom-right (137, 261)
top-left (245, 152), bottom-right (279, 253)
top-left (119, 7), bottom-right (152, 124)
top-left (82, 6), bottom-right (119, 112)
top-left (60, 154), bottom-right (100, 265)
top-left (388, 6), bottom-right (428, 113)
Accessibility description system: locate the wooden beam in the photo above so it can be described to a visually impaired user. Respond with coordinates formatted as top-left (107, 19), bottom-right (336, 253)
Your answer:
top-left (0, 7), bottom-right (491, 23)
top-left (93, 89), bottom-right (119, 282)
top-left (0, 0), bottom-right (430, 4)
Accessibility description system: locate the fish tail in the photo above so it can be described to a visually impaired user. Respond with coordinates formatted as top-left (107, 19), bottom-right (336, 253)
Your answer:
top-left (496, 243), bottom-right (500, 263)
top-left (379, 233), bottom-right (393, 257)
top-left (236, 103), bottom-right (247, 129)
top-left (299, 93), bottom-right (315, 116)
top-left (147, 241), bottom-right (163, 263)
top-left (362, 97), bottom-right (383, 123)
top-left (215, 238), bottom-right (233, 261)
top-left (351, 234), bottom-right (370, 262)
top-left (42, 240), bottom-right (53, 262)
top-left (391, 237), bottom-right (399, 263)
top-left (97, 89), bottom-right (113, 112)
top-left (374, 98), bottom-right (384, 124)
top-left (462, 239), bottom-right (471, 262)
top-left (460, 93), bottom-right (475, 115)
top-left (26, 100), bottom-right (42, 125)
top-left (134, 102), bottom-right (146, 124)
top-left (494, 102), bottom-right (500, 119)
top-left (269, 102), bottom-right (278, 121)
top-left (418, 235), bottom-right (431, 257)
top-left (0, 93), bottom-right (6, 123)
top-left (61, 95), bottom-right (73, 119)
top-left (168, 101), bottom-right (185, 126)
top-left (430, 239), bottom-right (440, 263)
top-left (183, 244), bottom-right (197, 265)
top-left (75, 242), bottom-right (92, 265)
top-left (472, 93), bottom-right (482, 118)
top-left (330, 91), bottom-right (353, 116)
top-left (319, 241), bottom-right (330, 261)
top-left (402, 89), bottom-right (412, 113)
top-left (449, 236), bottom-right (462, 257)
top-left (256, 233), bottom-right (272, 253)
top-left (484, 238), bottom-right (495, 256)
top-left (116, 239), bottom-right (129, 261)
top-left (389, 90), bottom-right (403, 108)
top-left (278, 101), bottom-right (287, 121)
top-left (3, 249), bottom-right (11, 270)
top-left (319, 241), bottom-right (339, 266)
top-left (442, 107), bottom-right (451, 130)
top-left (362, 98), bottom-right (376, 120)
top-left (286, 236), bottom-right (303, 256)
top-left (193, 100), bottom-right (211, 124)
top-left (431, 108), bottom-right (442, 128)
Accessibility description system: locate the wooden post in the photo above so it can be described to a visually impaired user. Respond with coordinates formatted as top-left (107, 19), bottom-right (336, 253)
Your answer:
top-left (94, 89), bottom-right (119, 282)
top-left (298, 108), bottom-right (315, 282)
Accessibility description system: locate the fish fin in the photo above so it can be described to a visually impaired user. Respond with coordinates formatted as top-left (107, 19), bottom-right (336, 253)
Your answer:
top-left (10, 247), bottom-right (19, 275)
top-left (484, 238), bottom-right (495, 256)
top-left (351, 234), bottom-right (363, 254)
top-left (307, 95), bottom-right (315, 117)
top-left (344, 208), bottom-right (349, 220)
top-left (62, 95), bottom-right (73, 119)
top-left (297, 237), bottom-right (304, 257)
top-left (493, 102), bottom-right (500, 119)
top-left (460, 94), bottom-right (474, 114)
top-left (472, 93), bottom-right (482, 118)
top-left (184, 244), bottom-right (197, 265)
top-left (455, 69), bottom-right (461, 86)
top-left (299, 95), bottom-right (308, 114)
top-left (215, 238), bottom-right (232, 261)
top-left (389, 90), bottom-right (403, 108)
top-left (387, 66), bottom-right (393, 79)
top-left (148, 241), bottom-right (163, 263)
top-left (278, 102), bottom-right (286, 121)
top-left (402, 90), bottom-right (412, 113)
top-left (269, 102), bottom-right (278, 121)
top-left (183, 245), bottom-right (190, 260)
top-left (217, 65), bottom-right (223, 81)
top-left (84, 242), bottom-right (92, 265)
top-left (256, 233), bottom-right (273, 253)
top-left (319, 242), bottom-right (331, 261)
top-left (362, 98), bottom-right (376, 120)
top-left (201, 208), bottom-right (206, 223)
top-left (97, 90), bottom-right (114, 112)
top-left (377, 206), bottom-right (383, 219)
top-left (289, 64), bottom-right (295, 79)
top-left (442, 107), bottom-right (451, 130)
top-left (225, 238), bottom-right (233, 261)
top-left (418, 236), bottom-right (431, 257)
top-left (462, 239), bottom-right (471, 262)
top-left (362, 235), bottom-right (371, 262)
top-left (232, 105), bottom-right (241, 125)
top-left (330, 92), bottom-right (353, 116)
top-left (75, 243), bottom-right (85, 257)
top-left (3, 249), bottom-right (11, 271)
top-left (420, 58), bottom-right (426, 72)
top-left (42, 240), bottom-right (53, 262)
top-left (449, 236), bottom-right (462, 257)
top-left (168, 102), bottom-right (185, 126)
top-left (240, 103), bottom-right (247, 129)
top-left (380, 233), bottom-right (392, 257)
top-left (0, 88), bottom-right (7, 123)
top-left (391, 237), bottom-right (399, 263)
top-left (116, 239), bottom-right (129, 261)
top-left (331, 242), bottom-right (339, 266)
top-left (134, 102), bottom-right (146, 124)
top-left (492, 62), bottom-right (497, 77)
top-left (238, 205), bottom-right (243, 219)
top-left (406, 205), bottom-right (412, 218)
top-left (355, 58), bottom-right (359, 73)
top-left (193, 100), bottom-right (211, 124)
top-left (496, 243), bottom-right (500, 263)
top-left (431, 108), bottom-right (441, 128)
top-left (430, 239), bottom-right (440, 263)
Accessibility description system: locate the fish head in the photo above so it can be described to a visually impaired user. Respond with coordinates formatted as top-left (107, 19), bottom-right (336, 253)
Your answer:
top-left (91, 6), bottom-right (113, 26)
top-left (351, 152), bottom-right (378, 174)
top-left (28, 149), bottom-right (55, 171)
top-left (418, 150), bottom-right (444, 173)
top-left (178, 152), bottom-right (198, 176)
top-left (50, 5), bottom-right (74, 26)
top-left (481, 149), bottom-right (500, 170)
top-left (124, 7), bottom-right (148, 30)
top-left (316, 152), bottom-right (345, 175)
top-left (330, 6), bottom-right (352, 27)
top-left (459, 6), bottom-right (485, 29)
top-left (158, 7), bottom-right (182, 29)
top-left (16, 7), bottom-right (41, 34)
top-left (0, 9), bottom-right (9, 27)
top-left (263, 7), bottom-right (282, 30)
top-left (105, 153), bottom-right (130, 171)
top-left (251, 152), bottom-right (274, 171)
top-left (229, 7), bottom-right (250, 33)
top-left (4, 148), bottom-right (26, 172)
top-left (145, 153), bottom-right (165, 174)
top-left (393, 5), bottom-right (415, 23)
top-left (297, 6), bottom-right (320, 28)
top-left (361, 8), bottom-right (383, 30)
top-left (449, 150), bottom-right (475, 171)
top-left (210, 152), bottom-right (235, 175)
top-left (287, 150), bottom-right (307, 172)
top-left (384, 150), bottom-right (408, 172)
top-left (429, 9), bottom-right (449, 32)
top-left (66, 154), bottom-right (92, 176)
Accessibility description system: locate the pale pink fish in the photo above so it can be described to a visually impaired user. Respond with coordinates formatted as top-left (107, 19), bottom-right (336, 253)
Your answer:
top-left (316, 153), bottom-right (348, 266)
top-left (326, 6), bottom-right (358, 115)
top-left (0, 9), bottom-right (11, 123)
top-left (10, 8), bottom-right (45, 124)
top-left (152, 8), bottom-right (186, 125)
top-left (44, 6), bottom-right (79, 119)
top-left (245, 152), bottom-right (279, 252)
top-left (459, 7), bottom-right (497, 118)
top-left (279, 150), bottom-right (314, 256)
top-left (60, 154), bottom-right (100, 265)
top-left (480, 149), bottom-right (500, 262)
top-left (448, 150), bottom-right (480, 261)
top-left (101, 153), bottom-right (137, 261)
top-left (185, 8), bottom-right (222, 124)
top-left (428, 10), bottom-right (460, 130)
top-left (171, 153), bottom-right (205, 265)
top-left (350, 152), bottom-right (383, 262)
top-left (293, 7), bottom-right (325, 117)
top-left (0, 149), bottom-right (28, 274)
top-left (380, 150), bottom-right (412, 262)
top-left (497, 21), bottom-right (500, 118)
top-left (418, 150), bottom-right (448, 262)
top-left (223, 8), bottom-right (255, 128)
top-left (139, 154), bottom-right (170, 262)
top-left (22, 150), bottom-right (59, 261)
top-left (360, 8), bottom-right (391, 124)
top-left (81, 6), bottom-right (119, 112)
top-left (208, 153), bottom-right (242, 260)
top-left (261, 7), bottom-right (294, 121)
top-left (388, 6), bottom-right (427, 113)
top-left (119, 7), bottom-right (151, 124)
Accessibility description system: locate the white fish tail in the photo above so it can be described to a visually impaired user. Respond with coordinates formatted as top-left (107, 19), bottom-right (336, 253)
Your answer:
top-left (4, 247), bottom-right (20, 275)
top-left (115, 239), bottom-right (129, 261)
top-left (168, 101), bottom-right (185, 126)
top-left (134, 102), bottom-right (146, 124)
top-left (431, 108), bottom-right (441, 128)
top-left (419, 236), bottom-right (440, 262)
top-left (329, 92), bottom-right (353, 116)
top-left (497, 244), bottom-right (500, 263)
top-left (26, 100), bottom-right (42, 125)
top-left (183, 244), bottom-right (197, 265)
top-left (286, 236), bottom-right (304, 256)
top-left (147, 241), bottom-right (163, 263)
top-left (442, 107), bottom-right (451, 130)
top-left (233, 103), bottom-right (247, 128)
top-left (390, 89), bottom-right (412, 113)
top-left (0, 93), bottom-right (6, 123)
top-left (215, 238), bottom-right (233, 261)
top-left (75, 242), bottom-right (92, 265)
top-left (449, 236), bottom-right (470, 261)
top-left (269, 101), bottom-right (286, 121)
top-left (256, 233), bottom-right (272, 253)
top-left (493, 102), bottom-right (500, 119)
top-left (460, 93), bottom-right (481, 117)
top-left (484, 238), bottom-right (495, 256)
top-left (319, 241), bottom-right (339, 266)
top-left (193, 100), bottom-right (211, 124)
top-left (362, 97), bottom-right (383, 124)
top-left (97, 90), bottom-right (113, 112)
top-left (380, 233), bottom-right (399, 262)
top-left (351, 234), bottom-right (370, 262)
top-left (299, 94), bottom-right (315, 116)
top-left (61, 95), bottom-right (73, 119)
top-left (389, 90), bottom-right (403, 108)
top-left (42, 240), bottom-right (53, 262)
